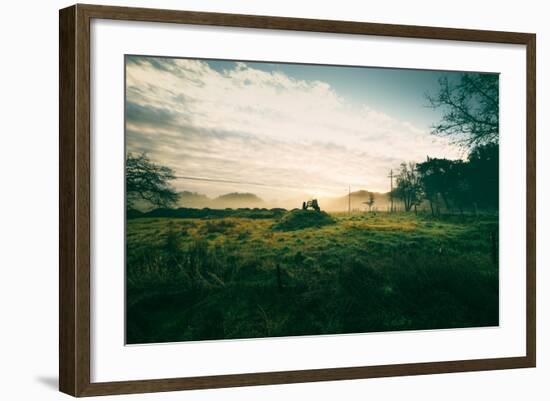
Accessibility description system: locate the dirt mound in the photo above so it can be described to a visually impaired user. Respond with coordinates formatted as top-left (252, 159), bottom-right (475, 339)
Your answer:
top-left (272, 209), bottom-right (335, 231)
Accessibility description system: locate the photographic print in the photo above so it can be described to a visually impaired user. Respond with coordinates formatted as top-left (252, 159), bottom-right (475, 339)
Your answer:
top-left (125, 55), bottom-right (499, 345)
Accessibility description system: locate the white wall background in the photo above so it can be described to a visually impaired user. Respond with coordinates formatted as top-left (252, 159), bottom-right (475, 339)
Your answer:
top-left (0, 0), bottom-right (546, 399)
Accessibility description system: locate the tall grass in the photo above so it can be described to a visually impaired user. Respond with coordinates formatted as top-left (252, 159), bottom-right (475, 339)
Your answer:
top-left (126, 212), bottom-right (498, 344)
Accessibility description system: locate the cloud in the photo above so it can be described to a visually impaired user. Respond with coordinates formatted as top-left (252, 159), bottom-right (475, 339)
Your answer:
top-left (125, 56), bottom-right (461, 199)
top-left (125, 101), bottom-right (184, 129)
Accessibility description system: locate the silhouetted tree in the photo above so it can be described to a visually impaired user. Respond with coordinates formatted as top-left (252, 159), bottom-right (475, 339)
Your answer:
top-left (126, 153), bottom-right (178, 210)
top-left (447, 160), bottom-right (471, 215)
top-left (416, 147), bottom-right (498, 215)
top-left (365, 192), bottom-right (375, 212)
top-left (417, 157), bottom-right (455, 215)
top-left (467, 143), bottom-right (499, 210)
top-left (427, 73), bottom-right (499, 148)
top-left (392, 162), bottom-right (423, 212)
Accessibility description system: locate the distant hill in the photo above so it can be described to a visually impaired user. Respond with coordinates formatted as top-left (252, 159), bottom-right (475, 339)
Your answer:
top-left (177, 191), bottom-right (212, 208)
top-left (320, 190), bottom-right (390, 212)
top-left (176, 191), bottom-right (265, 209)
top-left (212, 192), bottom-right (265, 209)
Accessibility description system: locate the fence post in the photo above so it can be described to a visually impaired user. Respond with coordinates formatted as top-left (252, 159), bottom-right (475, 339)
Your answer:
top-left (277, 264), bottom-right (282, 291)
top-left (490, 230), bottom-right (498, 266)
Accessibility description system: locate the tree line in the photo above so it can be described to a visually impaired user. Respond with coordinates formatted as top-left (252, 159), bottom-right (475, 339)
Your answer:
top-left (391, 143), bottom-right (498, 215)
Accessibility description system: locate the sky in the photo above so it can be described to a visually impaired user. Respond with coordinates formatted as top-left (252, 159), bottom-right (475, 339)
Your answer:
top-left (125, 55), bottom-right (466, 201)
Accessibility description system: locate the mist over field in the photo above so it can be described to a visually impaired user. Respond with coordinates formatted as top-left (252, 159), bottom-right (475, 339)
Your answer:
top-left (131, 190), bottom-right (391, 212)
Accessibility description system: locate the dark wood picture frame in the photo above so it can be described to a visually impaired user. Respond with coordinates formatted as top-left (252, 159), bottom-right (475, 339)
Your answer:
top-left (59, 3), bottom-right (536, 397)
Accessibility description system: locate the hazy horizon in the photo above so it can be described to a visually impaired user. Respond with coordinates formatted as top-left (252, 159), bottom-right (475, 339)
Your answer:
top-left (168, 188), bottom-right (392, 212)
top-left (125, 56), bottom-right (464, 200)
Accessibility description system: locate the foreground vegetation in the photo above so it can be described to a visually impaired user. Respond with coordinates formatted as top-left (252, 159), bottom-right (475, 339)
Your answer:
top-left (126, 210), bottom-right (498, 344)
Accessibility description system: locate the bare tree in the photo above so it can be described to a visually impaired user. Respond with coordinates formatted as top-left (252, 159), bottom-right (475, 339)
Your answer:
top-left (126, 153), bottom-right (178, 209)
top-left (392, 162), bottom-right (423, 212)
top-left (426, 73), bottom-right (499, 148)
top-left (364, 192), bottom-right (375, 212)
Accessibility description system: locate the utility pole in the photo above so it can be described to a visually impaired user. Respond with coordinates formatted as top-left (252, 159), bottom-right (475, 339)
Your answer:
top-left (348, 185), bottom-right (351, 216)
top-left (388, 169), bottom-right (394, 212)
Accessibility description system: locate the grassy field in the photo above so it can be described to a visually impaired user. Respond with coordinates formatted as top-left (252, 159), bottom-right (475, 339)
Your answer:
top-left (126, 210), bottom-right (499, 344)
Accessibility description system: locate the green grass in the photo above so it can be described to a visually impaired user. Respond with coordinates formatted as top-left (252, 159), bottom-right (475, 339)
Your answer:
top-left (126, 211), bottom-right (499, 344)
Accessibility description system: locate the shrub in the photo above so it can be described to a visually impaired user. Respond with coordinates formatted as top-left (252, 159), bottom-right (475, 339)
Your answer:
top-left (272, 210), bottom-right (335, 231)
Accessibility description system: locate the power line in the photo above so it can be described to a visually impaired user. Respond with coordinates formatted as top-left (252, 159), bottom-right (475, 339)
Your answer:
top-left (174, 175), bottom-right (271, 187)
top-left (173, 174), bottom-right (343, 193)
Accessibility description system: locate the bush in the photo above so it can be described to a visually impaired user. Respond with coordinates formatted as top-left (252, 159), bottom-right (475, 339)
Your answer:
top-left (142, 207), bottom-right (286, 219)
top-left (272, 210), bottom-right (335, 231)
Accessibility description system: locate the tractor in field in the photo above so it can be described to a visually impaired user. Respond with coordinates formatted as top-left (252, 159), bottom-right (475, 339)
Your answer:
top-left (302, 199), bottom-right (321, 212)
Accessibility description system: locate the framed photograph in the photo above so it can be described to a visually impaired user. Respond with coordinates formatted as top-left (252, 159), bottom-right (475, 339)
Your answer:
top-left (59, 4), bottom-right (536, 397)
